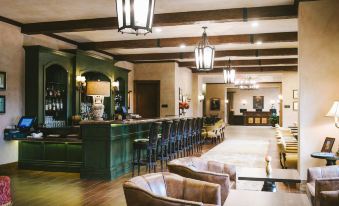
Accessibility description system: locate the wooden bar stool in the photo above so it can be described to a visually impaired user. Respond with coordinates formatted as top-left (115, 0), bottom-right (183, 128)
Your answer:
top-left (131, 122), bottom-right (162, 176)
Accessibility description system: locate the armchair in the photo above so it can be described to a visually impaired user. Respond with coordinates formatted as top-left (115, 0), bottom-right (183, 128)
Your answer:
top-left (306, 165), bottom-right (339, 206)
top-left (123, 172), bottom-right (221, 206)
top-left (168, 157), bottom-right (236, 204)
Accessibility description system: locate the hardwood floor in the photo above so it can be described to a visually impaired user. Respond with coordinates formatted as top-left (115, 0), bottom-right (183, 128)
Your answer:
top-left (0, 126), bottom-right (303, 206)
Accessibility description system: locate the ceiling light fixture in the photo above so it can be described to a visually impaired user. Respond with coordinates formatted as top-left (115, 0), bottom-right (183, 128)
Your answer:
top-left (223, 58), bottom-right (236, 84)
top-left (235, 77), bottom-right (259, 90)
top-left (180, 44), bottom-right (186, 49)
top-left (195, 27), bottom-right (215, 71)
top-left (116, 0), bottom-right (155, 35)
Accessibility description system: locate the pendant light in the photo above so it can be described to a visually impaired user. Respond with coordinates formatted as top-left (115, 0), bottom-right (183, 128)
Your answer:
top-left (116, 0), bottom-right (155, 35)
top-left (195, 27), bottom-right (215, 71)
top-left (223, 58), bottom-right (236, 84)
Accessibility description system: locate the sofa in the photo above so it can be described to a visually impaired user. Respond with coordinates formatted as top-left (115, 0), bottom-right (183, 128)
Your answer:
top-left (123, 172), bottom-right (221, 206)
top-left (306, 165), bottom-right (339, 206)
top-left (168, 157), bottom-right (236, 204)
top-left (0, 176), bottom-right (11, 206)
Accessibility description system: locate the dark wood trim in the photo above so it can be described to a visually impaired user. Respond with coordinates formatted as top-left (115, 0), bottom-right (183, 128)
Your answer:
top-left (191, 66), bottom-right (297, 73)
top-left (21, 5), bottom-right (297, 34)
top-left (79, 32), bottom-right (297, 50)
top-left (179, 58), bottom-right (297, 67)
top-left (115, 48), bottom-right (298, 61)
top-left (0, 16), bottom-right (22, 27)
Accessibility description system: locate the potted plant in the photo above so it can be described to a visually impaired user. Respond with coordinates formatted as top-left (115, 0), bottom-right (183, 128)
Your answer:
top-left (269, 113), bottom-right (279, 127)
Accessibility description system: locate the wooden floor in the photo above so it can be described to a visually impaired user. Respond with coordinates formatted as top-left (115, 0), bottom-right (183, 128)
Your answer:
top-left (0, 126), bottom-right (304, 206)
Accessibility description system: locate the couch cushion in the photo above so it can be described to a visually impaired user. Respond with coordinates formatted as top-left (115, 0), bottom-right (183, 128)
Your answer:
top-left (320, 190), bottom-right (339, 206)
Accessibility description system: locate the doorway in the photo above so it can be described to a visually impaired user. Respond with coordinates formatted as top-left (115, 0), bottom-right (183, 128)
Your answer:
top-left (134, 80), bottom-right (160, 118)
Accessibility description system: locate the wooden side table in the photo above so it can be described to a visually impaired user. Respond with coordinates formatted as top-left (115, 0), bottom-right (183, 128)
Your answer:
top-left (311, 152), bottom-right (339, 166)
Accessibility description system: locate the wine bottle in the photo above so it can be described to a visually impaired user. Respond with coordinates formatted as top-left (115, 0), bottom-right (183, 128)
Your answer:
top-left (60, 99), bottom-right (63, 111)
top-left (56, 99), bottom-right (60, 111)
top-left (52, 99), bottom-right (56, 111)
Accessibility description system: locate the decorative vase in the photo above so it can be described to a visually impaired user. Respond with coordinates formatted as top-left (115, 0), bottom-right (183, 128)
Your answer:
top-left (265, 155), bottom-right (272, 176)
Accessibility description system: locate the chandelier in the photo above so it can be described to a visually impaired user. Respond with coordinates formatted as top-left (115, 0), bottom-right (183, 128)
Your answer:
top-left (116, 0), bottom-right (155, 35)
top-left (195, 27), bottom-right (215, 71)
top-left (235, 77), bottom-right (259, 90)
top-left (223, 58), bottom-right (236, 84)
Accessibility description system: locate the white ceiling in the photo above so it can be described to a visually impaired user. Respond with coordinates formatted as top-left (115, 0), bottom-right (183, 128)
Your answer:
top-left (0, 0), bottom-right (294, 23)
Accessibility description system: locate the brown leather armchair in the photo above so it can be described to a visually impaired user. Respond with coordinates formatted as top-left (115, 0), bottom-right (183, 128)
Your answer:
top-left (167, 157), bottom-right (236, 204)
top-left (306, 165), bottom-right (339, 206)
top-left (123, 172), bottom-right (221, 206)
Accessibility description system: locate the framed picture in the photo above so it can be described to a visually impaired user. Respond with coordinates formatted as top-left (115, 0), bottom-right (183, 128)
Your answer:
top-left (253, 96), bottom-right (264, 109)
top-left (321, 137), bottom-right (335, 153)
top-left (210, 98), bottom-right (220, 111)
top-left (293, 89), bottom-right (298, 99)
top-left (0, 96), bottom-right (5, 113)
top-left (0, 72), bottom-right (6, 90)
top-left (293, 101), bottom-right (299, 111)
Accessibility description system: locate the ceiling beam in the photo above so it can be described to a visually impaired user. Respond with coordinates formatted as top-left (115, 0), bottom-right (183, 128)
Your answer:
top-left (21, 5), bottom-right (297, 34)
top-left (80, 32), bottom-right (297, 50)
top-left (191, 66), bottom-right (298, 73)
top-left (178, 58), bottom-right (298, 67)
top-left (114, 48), bottom-right (298, 61)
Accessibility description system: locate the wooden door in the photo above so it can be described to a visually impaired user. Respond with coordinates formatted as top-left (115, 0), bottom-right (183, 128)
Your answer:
top-left (134, 80), bottom-right (160, 118)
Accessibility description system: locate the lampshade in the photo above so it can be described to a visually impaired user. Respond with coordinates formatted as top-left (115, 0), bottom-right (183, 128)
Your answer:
top-left (195, 27), bottom-right (215, 71)
top-left (116, 0), bottom-right (155, 35)
top-left (86, 81), bottom-right (111, 97)
top-left (326, 101), bottom-right (339, 117)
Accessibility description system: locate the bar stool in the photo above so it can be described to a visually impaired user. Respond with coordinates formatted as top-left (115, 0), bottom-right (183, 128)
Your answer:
top-left (132, 122), bottom-right (162, 176)
top-left (194, 117), bottom-right (201, 153)
top-left (168, 119), bottom-right (179, 160)
top-left (199, 117), bottom-right (205, 151)
top-left (184, 118), bottom-right (193, 156)
top-left (177, 119), bottom-right (186, 157)
top-left (191, 118), bottom-right (198, 154)
top-left (157, 120), bottom-right (172, 171)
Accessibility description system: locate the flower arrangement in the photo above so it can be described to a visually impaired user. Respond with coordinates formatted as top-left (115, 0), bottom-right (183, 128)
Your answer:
top-left (179, 101), bottom-right (190, 109)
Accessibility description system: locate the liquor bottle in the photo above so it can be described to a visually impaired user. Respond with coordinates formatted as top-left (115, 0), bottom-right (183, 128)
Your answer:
top-left (45, 99), bottom-right (49, 111)
top-left (52, 99), bottom-right (56, 111)
top-left (60, 99), bottom-right (63, 111)
top-left (56, 99), bottom-right (60, 111)
top-left (49, 86), bottom-right (54, 97)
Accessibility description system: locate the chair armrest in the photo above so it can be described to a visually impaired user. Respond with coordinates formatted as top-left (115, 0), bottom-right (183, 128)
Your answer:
top-left (315, 178), bottom-right (339, 206)
top-left (208, 161), bottom-right (237, 182)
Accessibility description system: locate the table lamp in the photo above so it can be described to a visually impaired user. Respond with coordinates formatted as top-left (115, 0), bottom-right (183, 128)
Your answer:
top-left (86, 81), bottom-right (111, 120)
top-left (326, 101), bottom-right (339, 128)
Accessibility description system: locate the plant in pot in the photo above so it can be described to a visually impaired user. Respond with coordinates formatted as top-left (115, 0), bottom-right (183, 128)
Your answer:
top-left (269, 113), bottom-right (279, 127)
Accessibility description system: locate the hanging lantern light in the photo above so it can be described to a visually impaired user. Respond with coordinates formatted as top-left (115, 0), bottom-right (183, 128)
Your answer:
top-left (116, 0), bottom-right (155, 35)
top-left (223, 58), bottom-right (236, 84)
top-left (195, 27), bottom-right (215, 71)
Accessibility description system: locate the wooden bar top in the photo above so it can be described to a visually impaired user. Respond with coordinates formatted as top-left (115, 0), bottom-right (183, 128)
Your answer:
top-left (80, 116), bottom-right (191, 125)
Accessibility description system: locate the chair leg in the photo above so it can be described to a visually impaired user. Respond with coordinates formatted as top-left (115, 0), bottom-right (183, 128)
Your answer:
top-left (137, 149), bottom-right (141, 176)
top-left (132, 148), bottom-right (135, 177)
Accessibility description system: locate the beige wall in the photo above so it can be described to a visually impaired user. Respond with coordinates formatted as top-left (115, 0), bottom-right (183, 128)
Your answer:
top-left (299, 0), bottom-right (339, 179)
top-left (0, 22), bottom-right (76, 165)
top-left (115, 61), bottom-right (135, 113)
top-left (175, 66), bottom-right (193, 117)
top-left (205, 84), bottom-right (226, 120)
top-left (133, 62), bottom-right (176, 117)
top-left (282, 72), bottom-right (299, 127)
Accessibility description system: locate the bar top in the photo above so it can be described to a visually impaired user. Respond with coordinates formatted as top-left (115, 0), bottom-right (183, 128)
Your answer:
top-left (80, 116), bottom-right (194, 125)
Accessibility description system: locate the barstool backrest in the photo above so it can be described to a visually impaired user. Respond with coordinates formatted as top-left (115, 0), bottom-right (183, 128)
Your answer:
top-left (185, 118), bottom-right (193, 136)
top-left (195, 118), bottom-right (201, 132)
top-left (170, 119), bottom-right (180, 139)
top-left (178, 119), bottom-right (186, 139)
top-left (149, 122), bottom-right (162, 147)
top-left (161, 121), bottom-right (173, 142)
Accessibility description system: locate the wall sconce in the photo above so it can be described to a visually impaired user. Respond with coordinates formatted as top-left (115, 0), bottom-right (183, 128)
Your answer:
top-left (241, 99), bottom-right (248, 106)
top-left (112, 81), bottom-right (120, 93)
top-left (76, 76), bottom-right (86, 91)
top-left (226, 99), bottom-right (229, 104)
top-left (198, 94), bottom-right (205, 102)
top-left (278, 94), bottom-right (283, 101)
top-left (326, 101), bottom-right (339, 128)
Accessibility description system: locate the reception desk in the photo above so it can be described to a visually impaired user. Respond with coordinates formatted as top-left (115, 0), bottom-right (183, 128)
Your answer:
top-left (243, 111), bottom-right (273, 126)
top-left (80, 117), bottom-right (184, 180)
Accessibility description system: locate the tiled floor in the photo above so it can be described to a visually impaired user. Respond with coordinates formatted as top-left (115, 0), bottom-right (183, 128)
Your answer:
top-left (0, 126), bottom-right (304, 206)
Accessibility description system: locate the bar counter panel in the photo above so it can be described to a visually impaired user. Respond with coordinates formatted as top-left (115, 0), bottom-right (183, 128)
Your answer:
top-left (80, 122), bottom-right (152, 180)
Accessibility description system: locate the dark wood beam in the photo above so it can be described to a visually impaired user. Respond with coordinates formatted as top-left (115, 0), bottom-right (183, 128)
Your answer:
top-left (114, 48), bottom-right (298, 61)
top-left (80, 32), bottom-right (297, 50)
top-left (191, 66), bottom-right (298, 73)
top-left (178, 58), bottom-right (298, 67)
top-left (21, 5), bottom-right (297, 34)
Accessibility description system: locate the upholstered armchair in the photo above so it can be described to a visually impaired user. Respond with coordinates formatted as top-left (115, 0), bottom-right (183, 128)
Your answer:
top-left (0, 176), bottom-right (12, 206)
top-left (123, 172), bottom-right (221, 206)
top-left (168, 157), bottom-right (236, 204)
top-left (306, 165), bottom-right (339, 206)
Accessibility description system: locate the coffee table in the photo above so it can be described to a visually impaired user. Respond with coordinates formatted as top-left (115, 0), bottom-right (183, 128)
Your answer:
top-left (223, 190), bottom-right (311, 206)
top-left (237, 168), bottom-right (301, 192)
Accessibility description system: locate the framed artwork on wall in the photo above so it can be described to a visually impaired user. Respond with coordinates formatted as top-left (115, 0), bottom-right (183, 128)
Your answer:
top-left (210, 98), bottom-right (220, 111)
top-left (321, 137), bottom-right (335, 153)
top-left (293, 101), bottom-right (299, 111)
top-left (0, 96), bottom-right (5, 113)
top-left (293, 89), bottom-right (298, 99)
top-left (253, 96), bottom-right (264, 109)
top-left (0, 72), bottom-right (6, 90)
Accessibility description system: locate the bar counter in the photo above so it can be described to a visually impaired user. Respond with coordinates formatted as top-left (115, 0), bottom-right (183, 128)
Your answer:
top-left (80, 116), bottom-right (186, 180)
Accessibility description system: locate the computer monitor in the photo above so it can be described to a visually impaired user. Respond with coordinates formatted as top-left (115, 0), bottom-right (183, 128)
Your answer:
top-left (121, 106), bottom-right (128, 115)
top-left (18, 116), bottom-right (36, 129)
